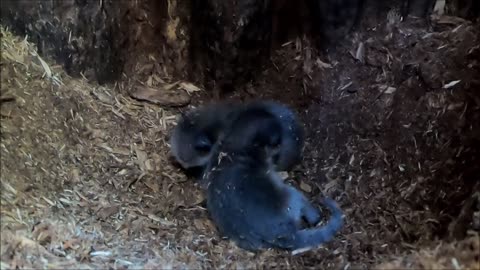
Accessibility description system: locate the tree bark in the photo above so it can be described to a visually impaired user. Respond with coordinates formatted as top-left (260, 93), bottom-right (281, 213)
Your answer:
top-left (0, 0), bottom-right (190, 84)
top-left (2, 0), bottom-right (475, 89)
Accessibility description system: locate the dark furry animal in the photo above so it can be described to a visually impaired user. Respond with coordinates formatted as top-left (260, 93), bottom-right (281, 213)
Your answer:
top-left (169, 100), bottom-right (304, 176)
top-left (244, 100), bottom-right (304, 171)
top-left (205, 108), bottom-right (343, 251)
top-left (169, 102), bottom-right (237, 171)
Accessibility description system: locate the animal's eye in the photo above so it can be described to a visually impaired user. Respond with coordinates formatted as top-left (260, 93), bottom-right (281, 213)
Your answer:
top-left (195, 136), bottom-right (212, 153)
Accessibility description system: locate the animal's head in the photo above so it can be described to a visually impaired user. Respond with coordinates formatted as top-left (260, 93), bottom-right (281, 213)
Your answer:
top-left (224, 107), bottom-right (283, 161)
top-left (252, 116), bottom-right (283, 162)
top-left (170, 111), bottom-right (215, 169)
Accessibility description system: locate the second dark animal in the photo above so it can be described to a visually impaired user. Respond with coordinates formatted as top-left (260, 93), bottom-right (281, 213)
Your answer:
top-left (169, 100), bottom-right (304, 178)
top-left (205, 107), bottom-right (343, 251)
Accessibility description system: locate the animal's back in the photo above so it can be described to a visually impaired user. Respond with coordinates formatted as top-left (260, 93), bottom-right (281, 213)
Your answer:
top-left (207, 107), bottom-right (297, 250)
top-left (207, 159), bottom-right (296, 250)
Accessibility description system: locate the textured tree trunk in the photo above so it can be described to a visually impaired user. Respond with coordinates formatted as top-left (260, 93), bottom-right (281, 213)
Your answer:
top-left (446, 0), bottom-right (480, 19)
top-left (1, 0), bottom-right (476, 88)
top-left (0, 0), bottom-right (190, 84)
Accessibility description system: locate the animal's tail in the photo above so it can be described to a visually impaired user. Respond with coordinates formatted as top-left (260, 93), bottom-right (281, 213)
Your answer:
top-left (277, 198), bottom-right (344, 250)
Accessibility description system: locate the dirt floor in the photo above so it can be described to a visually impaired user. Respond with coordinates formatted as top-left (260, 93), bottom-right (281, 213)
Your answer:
top-left (1, 13), bottom-right (480, 270)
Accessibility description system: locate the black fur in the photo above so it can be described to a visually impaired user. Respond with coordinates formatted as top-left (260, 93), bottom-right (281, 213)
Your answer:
top-left (205, 108), bottom-right (343, 251)
top-left (170, 102), bottom-right (238, 170)
top-left (170, 100), bottom-right (304, 177)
